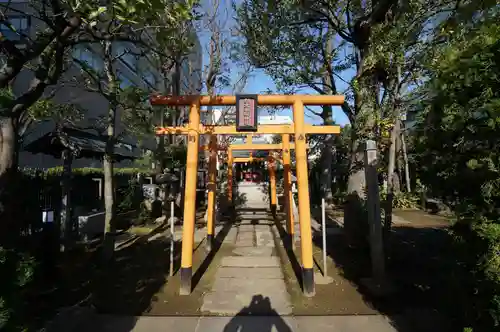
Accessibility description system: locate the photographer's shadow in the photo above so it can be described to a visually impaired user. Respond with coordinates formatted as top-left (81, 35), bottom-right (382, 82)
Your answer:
top-left (223, 295), bottom-right (292, 332)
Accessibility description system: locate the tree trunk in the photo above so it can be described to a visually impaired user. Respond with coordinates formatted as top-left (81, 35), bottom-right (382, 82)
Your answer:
top-left (395, 125), bottom-right (403, 193)
top-left (344, 67), bottom-right (377, 246)
top-left (344, 133), bottom-right (368, 246)
top-left (320, 24), bottom-right (335, 207)
top-left (59, 149), bottom-right (73, 251)
top-left (401, 130), bottom-right (411, 192)
top-left (384, 119), bottom-right (400, 239)
top-left (321, 105), bottom-right (335, 207)
top-left (0, 116), bottom-right (18, 244)
top-left (102, 147), bottom-right (116, 260)
top-left (102, 41), bottom-right (117, 261)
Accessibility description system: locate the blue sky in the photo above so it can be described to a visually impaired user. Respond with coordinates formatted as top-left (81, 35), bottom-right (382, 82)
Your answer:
top-left (197, 0), bottom-right (351, 126)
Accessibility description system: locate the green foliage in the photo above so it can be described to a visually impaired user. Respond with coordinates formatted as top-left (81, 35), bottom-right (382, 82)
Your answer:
top-left (0, 247), bottom-right (36, 331)
top-left (162, 144), bottom-right (187, 169)
top-left (117, 177), bottom-right (144, 214)
top-left (234, 0), bottom-right (341, 96)
top-left (412, 8), bottom-right (500, 330)
top-left (379, 188), bottom-right (419, 209)
top-left (69, 0), bottom-right (198, 26)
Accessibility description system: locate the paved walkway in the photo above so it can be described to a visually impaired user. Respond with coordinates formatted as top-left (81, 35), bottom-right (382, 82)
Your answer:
top-left (74, 314), bottom-right (398, 332)
top-left (201, 182), bottom-right (292, 315)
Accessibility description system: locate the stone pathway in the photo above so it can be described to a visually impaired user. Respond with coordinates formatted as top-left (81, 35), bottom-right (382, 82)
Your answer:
top-left (70, 314), bottom-right (399, 332)
top-left (201, 183), bottom-right (292, 315)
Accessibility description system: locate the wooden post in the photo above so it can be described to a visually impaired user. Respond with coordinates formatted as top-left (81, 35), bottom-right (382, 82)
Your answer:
top-left (206, 135), bottom-right (217, 251)
top-left (228, 153), bottom-right (233, 203)
top-left (169, 201), bottom-right (174, 277)
top-left (179, 101), bottom-right (200, 295)
top-left (364, 140), bottom-right (386, 283)
top-left (268, 155), bottom-right (277, 214)
top-left (282, 134), bottom-right (294, 237)
top-left (293, 100), bottom-right (315, 297)
top-left (321, 198), bottom-right (327, 277)
top-left (60, 148), bottom-right (72, 251)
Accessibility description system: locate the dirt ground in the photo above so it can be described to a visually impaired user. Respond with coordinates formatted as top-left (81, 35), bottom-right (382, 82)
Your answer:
top-left (276, 208), bottom-right (456, 330)
top-left (23, 209), bottom-right (210, 330)
top-left (93, 240), bottom-right (233, 316)
top-left (393, 209), bottom-right (450, 227)
top-left (28, 206), bottom-right (458, 331)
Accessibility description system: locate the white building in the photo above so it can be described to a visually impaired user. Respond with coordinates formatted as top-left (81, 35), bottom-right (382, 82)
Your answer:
top-left (256, 115), bottom-right (293, 143)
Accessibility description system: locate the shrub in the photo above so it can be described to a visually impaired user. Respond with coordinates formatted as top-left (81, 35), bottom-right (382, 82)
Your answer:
top-left (379, 188), bottom-right (419, 209)
top-left (412, 13), bottom-right (500, 330)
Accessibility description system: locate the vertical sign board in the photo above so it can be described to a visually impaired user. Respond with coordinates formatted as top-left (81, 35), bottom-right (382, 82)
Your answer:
top-left (236, 94), bottom-right (258, 132)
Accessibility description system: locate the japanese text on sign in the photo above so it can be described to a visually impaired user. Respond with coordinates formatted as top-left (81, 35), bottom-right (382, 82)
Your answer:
top-left (238, 98), bottom-right (255, 127)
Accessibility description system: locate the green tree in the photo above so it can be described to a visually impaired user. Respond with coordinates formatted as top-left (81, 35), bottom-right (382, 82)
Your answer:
top-left (70, 0), bottom-right (198, 260)
top-left (412, 7), bottom-right (500, 330)
top-left (234, 0), bottom-right (479, 241)
top-left (234, 0), bottom-right (350, 205)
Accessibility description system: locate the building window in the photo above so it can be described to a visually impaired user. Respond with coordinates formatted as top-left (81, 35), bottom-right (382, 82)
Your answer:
top-left (114, 42), bottom-right (137, 71)
top-left (72, 45), bottom-right (103, 71)
top-left (143, 71), bottom-right (156, 87)
top-left (0, 15), bottom-right (30, 41)
top-left (118, 72), bottom-right (134, 89)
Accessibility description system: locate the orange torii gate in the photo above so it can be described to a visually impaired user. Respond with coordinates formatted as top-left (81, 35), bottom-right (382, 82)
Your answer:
top-left (151, 94), bottom-right (343, 297)
top-left (223, 138), bottom-right (310, 238)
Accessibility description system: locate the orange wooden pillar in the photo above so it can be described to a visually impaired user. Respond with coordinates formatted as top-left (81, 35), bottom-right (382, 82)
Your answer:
top-left (228, 152), bottom-right (233, 203)
top-left (206, 135), bottom-right (217, 251)
top-left (282, 134), bottom-right (294, 237)
top-left (293, 100), bottom-right (315, 297)
top-left (268, 155), bottom-right (277, 214)
top-left (179, 100), bottom-right (200, 295)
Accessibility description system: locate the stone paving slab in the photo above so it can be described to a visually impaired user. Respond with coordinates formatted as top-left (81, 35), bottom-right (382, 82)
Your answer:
top-left (237, 224), bottom-right (255, 232)
top-left (216, 267), bottom-right (284, 279)
top-left (53, 312), bottom-right (409, 332)
top-left (235, 239), bottom-right (254, 247)
top-left (201, 291), bottom-right (292, 315)
top-left (295, 315), bottom-right (397, 332)
top-left (239, 217), bottom-right (271, 221)
top-left (238, 216), bottom-right (270, 220)
top-left (212, 278), bottom-right (287, 292)
top-left (223, 229), bottom-right (238, 244)
top-left (197, 316), bottom-right (299, 332)
top-left (232, 247), bottom-right (273, 256)
top-left (255, 230), bottom-right (273, 236)
top-left (254, 224), bottom-right (273, 230)
top-left (256, 231), bottom-right (275, 248)
top-left (78, 315), bottom-right (201, 332)
top-left (236, 232), bottom-right (254, 240)
top-left (221, 256), bottom-right (280, 267)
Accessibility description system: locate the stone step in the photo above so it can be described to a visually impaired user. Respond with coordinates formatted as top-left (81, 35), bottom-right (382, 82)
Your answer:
top-left (212, 278), bottom-right (287, 293)
top-left (254, 225), bottom-right (272, 231)
top-left (235, 239), bottom-right (254, 247)
top-left (216, 267), bottom-right (283, 279)
top-left (232, 247), bottom-right (273, 256)
top-left (236, 232), bottom-right (254, 240)
top-left (236, 225), bottom-right (255, 232)
top-left (221, 256), bottom-right (280, 268)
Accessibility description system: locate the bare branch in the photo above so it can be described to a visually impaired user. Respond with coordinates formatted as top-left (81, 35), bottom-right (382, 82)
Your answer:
top-left (305, 105), bottom-right (323, 117)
